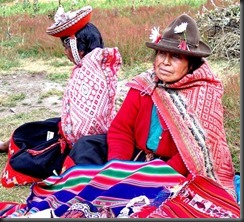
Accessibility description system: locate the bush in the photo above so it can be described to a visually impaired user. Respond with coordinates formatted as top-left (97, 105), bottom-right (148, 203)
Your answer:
top-left (196, 1), bottom-right (240, 64)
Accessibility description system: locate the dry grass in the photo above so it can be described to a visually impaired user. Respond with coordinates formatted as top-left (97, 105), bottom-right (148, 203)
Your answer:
top-left (222, 73), bottom-right (240, 171)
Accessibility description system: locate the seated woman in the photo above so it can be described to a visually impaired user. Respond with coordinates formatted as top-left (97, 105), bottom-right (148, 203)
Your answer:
top-left (0, 5), bottom-right (122, 151)
top-left (107, 13), bottom-right (236, 199)
top-left (0, 5), bottom-right (122, 187)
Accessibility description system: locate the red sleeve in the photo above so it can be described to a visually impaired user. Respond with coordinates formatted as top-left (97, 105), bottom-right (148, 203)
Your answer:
top-left (107, 88), bottom-right (140, 160)
top-left (167, 153), bottom-right (189, 176)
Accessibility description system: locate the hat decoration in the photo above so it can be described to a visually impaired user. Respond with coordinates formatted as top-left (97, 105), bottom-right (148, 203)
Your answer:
top-left (46, 5), bottom-right (92, 37)
top-left (54, 6), bottom-right (77, 25)
top-left (173, 22), bottom-right (190, 51)
top-left (149, 27), bottom-right (162, 44)
top-left (146, 14), bottom-right (211, 57)
top-left (149, 22), bottom-right (190, 51)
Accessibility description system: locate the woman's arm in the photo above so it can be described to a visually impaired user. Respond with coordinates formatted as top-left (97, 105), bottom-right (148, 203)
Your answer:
top-left (107, 89), bottom-right (141, 160)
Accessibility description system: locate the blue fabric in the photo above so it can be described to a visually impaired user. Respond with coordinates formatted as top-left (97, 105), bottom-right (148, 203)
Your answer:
top-left (12, 159), bottom-right (183, 218)
top-left (147, 105), bottom-right (163, 151)
top-left (151, 187), bottom-right (171, 207)
top-left (234, 174), bottom-right (240, 205)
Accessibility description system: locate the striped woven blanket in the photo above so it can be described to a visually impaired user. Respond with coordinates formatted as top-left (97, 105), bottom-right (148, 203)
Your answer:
top-left (0, 159), bottom-right (184, 218)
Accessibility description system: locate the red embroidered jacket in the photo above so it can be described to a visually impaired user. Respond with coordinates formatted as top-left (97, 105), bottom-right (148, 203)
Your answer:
top-left (107, 88), bottom-right (189, 176)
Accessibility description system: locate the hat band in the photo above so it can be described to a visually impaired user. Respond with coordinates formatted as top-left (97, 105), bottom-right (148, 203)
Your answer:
top-left (162, 38), bottom-right (199, 48)
top-left (70, 36), bottom-right (81, 65)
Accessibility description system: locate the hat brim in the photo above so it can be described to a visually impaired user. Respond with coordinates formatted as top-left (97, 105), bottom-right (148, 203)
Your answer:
top-left (46, 6), bottom-right (92, 37)
top-left (145, 40), bottom-right (211, 57)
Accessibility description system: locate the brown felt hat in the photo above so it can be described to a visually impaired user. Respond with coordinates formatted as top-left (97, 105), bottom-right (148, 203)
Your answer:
top-left (146, 13), bottom-right (211, 57)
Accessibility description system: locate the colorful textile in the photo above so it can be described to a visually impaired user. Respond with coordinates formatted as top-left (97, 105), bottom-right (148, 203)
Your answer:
top-left (61, 47), bottom-right (122, 145)
top-left (147, 175), bottom-right (240, 218)
top-left (60, 202), bottom-right (100, 218)
top-left (0, 202), bottom-right (27, 217)
top-left (125, 60), bottom-right (236, 199)
top-left (0, 159), bottom-right (184, 218)
top-left (117, 191), bottom-right (171, 218)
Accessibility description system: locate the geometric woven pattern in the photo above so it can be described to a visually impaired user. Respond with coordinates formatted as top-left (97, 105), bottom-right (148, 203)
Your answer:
top-left (61, 47), bottom-right (122, 145)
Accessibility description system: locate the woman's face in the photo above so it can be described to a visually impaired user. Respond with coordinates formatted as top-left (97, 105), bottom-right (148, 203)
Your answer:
top-left (62, 38), bottom-right (84, 64)
top-left (64, 47), bottom-right (75, 64)
top-left (154, 51), bottom-right (189, 83)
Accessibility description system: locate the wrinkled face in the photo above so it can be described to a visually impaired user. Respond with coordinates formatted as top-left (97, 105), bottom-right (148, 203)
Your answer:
top-left (154, 50), bottom-right (189, 83)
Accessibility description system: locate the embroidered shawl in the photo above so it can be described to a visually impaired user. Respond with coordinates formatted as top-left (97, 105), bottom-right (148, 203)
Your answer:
top-left (61, 47), bottom-right (122, 145)
top-left (126, 60), bottom-right (236, 198)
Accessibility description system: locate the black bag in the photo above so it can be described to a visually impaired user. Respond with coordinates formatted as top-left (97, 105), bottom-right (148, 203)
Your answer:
top-left (9, 117), bottom-right (70, 179)
top-left (68, 134), bottom-right (108, 165)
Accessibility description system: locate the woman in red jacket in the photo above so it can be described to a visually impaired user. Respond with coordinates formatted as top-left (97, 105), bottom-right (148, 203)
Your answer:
top-left (107, 13), bottom-right (236, 199)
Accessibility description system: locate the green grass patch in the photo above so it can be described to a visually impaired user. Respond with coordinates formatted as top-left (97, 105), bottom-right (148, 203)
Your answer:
top-left (0, 57), bottom-right (20, 70)
top-left (120, 62), bottom-right (152, 80)
top-left (0, 0), bottom-right (207, 16)
top-left (0, 92), bottom-right (25, 107)
top-left (39, 89), bottom-right (63, 99)
top-left (47, 72), bottom-right (69, 81)
top-left (49, 59), bottom-right (71, 68)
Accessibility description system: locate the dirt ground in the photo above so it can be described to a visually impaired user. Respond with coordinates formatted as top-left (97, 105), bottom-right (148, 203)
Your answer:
top-left (1, 72), bottom-right (63, 117)
top-left (0, 59), bottom-right (70, 119)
